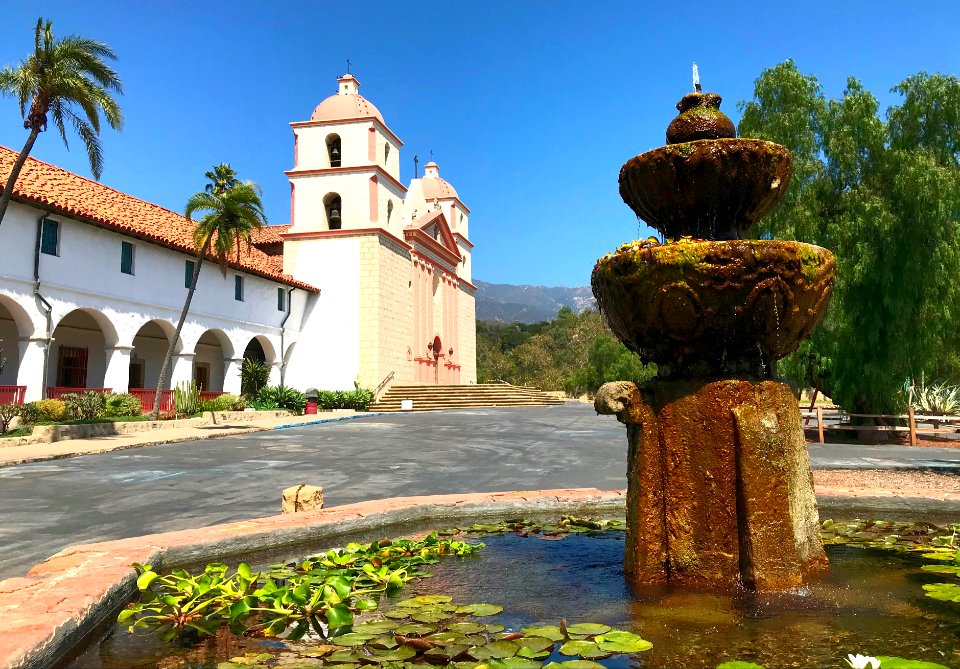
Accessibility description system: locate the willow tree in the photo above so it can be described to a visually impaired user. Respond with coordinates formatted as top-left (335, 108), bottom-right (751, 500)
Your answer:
top-left (151, 170), bottom-right (266, 418)
top-left (0, 18), bottom-right (123, 224)
top-left (739, 61), bottom-right (960, 413)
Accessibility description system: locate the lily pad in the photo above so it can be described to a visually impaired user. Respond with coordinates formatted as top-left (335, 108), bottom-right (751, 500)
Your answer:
top-left (595, 630), bottom-right (653, 653)
top-left (394, 623), bottom-right (436, 635)
top-left (558, 641), bottom-right (596, 657)
top-left (384, 609), bottom-right (412, 619)
top-left (412, 610), bottom-right (453, 623)
top-left (543, 661), bottom-right (606, 669)
top-left (352, 621), bottom-right (399, 634)
top-left (426, 644), bottom-right (471, 659)
top-left (332, 633), bottom-right (377, 646)
top-left (923, 582), bottom-right (960, 601)
top-left (488, 658), bottom-right (544, 669)
top-left (518, 637), bottom-right (556, 653)
top-left (485, 624), bottom-right (506, 634)
top-left (521, 625), bottom-right (565, 642)
top-left (876, 658), bottom-right (952, 669)
top-left (369, 645), bottom-right (418, 663)
top-left (471, 640), bottom-right (521, 659)
top-left (564, 623), bottom-right (611, 636)
top-left (921, 564), bottom-right (960, 574)
top-left (327, 650), bottom-right (364, 663)
top-left (396, 595), bottom-right (453, 607)
top-left (448, 622), bottom-right (488, 635)
top-left (297, 646), bottom-right (339, 658)
top-left (456, 603), bottom-right (504, 616)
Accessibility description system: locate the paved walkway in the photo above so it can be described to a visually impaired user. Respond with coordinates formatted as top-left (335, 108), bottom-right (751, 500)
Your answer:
top-left (1, 403), bottom-right (958, 581)
top-left (0, 410), bottom-right (368, 467)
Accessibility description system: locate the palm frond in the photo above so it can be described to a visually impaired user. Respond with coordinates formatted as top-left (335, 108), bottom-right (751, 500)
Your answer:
top-left (66, 108), bottom-right (103, 178)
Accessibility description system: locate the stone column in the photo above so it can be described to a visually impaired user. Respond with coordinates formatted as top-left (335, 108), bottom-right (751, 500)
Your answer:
top-left (170, 353), bottom-right (195, 388)
top-left (223, 357), bottom-right (244, 394)
top-left (268, 361), bottom-right (282, 386)
top-left (17, 337), bottom-right (49, 402)
top-left (595, 378), bottom-right (828, 592)
top-left (103, 345), bottom-right (134, 394)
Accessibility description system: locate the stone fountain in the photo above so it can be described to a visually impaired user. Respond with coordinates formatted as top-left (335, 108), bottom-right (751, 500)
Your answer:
top-left (593, 77), bottom-right (835, 592)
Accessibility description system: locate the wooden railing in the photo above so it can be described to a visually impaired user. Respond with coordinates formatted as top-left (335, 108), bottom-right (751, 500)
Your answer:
top-left (373, 371), bottom-right (395, 402)
top-left (129, 388), bottom-right (173, 414)
top-left (801, 406), bottom-right (960, 446)
top-left (46, 387), bottom-right (111, 400)
top-left (0, 386), bottom-right (26, 405)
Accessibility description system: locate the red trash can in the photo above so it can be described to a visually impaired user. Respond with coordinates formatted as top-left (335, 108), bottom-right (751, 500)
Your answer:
top-left (305, 401), bottom-right (318, 415)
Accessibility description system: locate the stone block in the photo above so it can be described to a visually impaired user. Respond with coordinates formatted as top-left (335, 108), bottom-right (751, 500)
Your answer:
top-left (282, 485), bottom-right (325, 514)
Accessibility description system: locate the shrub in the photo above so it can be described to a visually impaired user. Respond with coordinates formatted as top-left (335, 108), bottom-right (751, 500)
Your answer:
top-left (62, 392), bottom-right (106, 421)
top-left (240, 358), bottom-right (270, 397)
top-left (19, 399), bottom-right (66, 423)
top-left (314, 388), bottom-right (374, 411)
top-left (104, 393), bottom-right (144, 417)
top-left (0, 403), bottom-right (19, 432)
top-left (254, 385), bottom-right (306, 413)
top-left (199, 393), bottom-right (243, 413)
top-left (173, 381), bottom-right (201, 416)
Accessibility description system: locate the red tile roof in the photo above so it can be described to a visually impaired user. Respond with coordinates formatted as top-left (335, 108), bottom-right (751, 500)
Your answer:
top-left (250, 224), bottom-right (292, 246)
top-left (0, 146), bottom-right (317, 292)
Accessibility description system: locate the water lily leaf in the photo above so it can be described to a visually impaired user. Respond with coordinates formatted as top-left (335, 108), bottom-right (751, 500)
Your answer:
top-left (876, 658), bottom-right (951, 669)
top-left (518, 637), bottom-right (555, 653)
top-left (448, 622), bottom-right (488, 635)
top-left (558, 640), bottom-right (610, 659)
top-left (426, 643), bottom-right (471, 658)
top-left (920, 551), bottom-right (958, 561)
top-left (369, 645), bottom-right (418, 663)
top-left (352, 621), bottom-right (400, 635)
top-left (543, 661), bottom-right (606, 669)
top-left (716, 663), bottom-right (766, 669)
top-left (326, 604), bottom-right (354, 629)
top-left (413, 610), bottom-right (452, 623)
top-left (517, 647), bottom-right (552, 660)
top-left (384, 609), bottom-right (412, 619)
top-left (488, 658), bottom-right (543, 669)
top-left (921, 564), bottom-right (960, 574)
top-left (297, 645), bottom-right (339, 658)
top-left (563, 624), bottom-right (610, 636)
top-left (485, 624), bottom-right (506, 634)
top-left (369, 635), bottom-right (399, 649)
top-left (327, 650), bottom-right (364, 663)
top-left (923, 582), bottom-right (960, 601)
top-left (456, 603), bottom-right (504, 616)
top-left (595, 630), bottom-right (653, 653)
top-left (394, 623), bottom-right (436, 635)
top-left (333, 632), bottom-right (376, 646)
top-left (471, 640), bottom-right (521, 659)
top-left (397, 595), bottom-right (452, 607)
top-left (521, 626), bottom-right (564, 642)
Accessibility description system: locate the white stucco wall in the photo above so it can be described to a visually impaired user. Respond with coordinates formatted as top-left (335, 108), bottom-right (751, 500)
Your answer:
top-left (0, 199), bottom-right (307, 399)
top-left (284, 236), bottom-right (361, 390)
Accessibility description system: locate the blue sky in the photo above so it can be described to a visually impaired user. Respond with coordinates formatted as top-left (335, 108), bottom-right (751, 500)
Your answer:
top-left (1, 2), bottom-right (957, 287)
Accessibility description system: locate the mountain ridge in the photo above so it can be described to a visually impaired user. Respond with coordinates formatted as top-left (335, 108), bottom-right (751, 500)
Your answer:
top-left (475, 279), bottom-right (595, 323)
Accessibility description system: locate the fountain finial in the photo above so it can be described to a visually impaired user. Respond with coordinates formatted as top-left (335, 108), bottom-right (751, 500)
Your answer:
top-left (692, 62), bottom-right (701, 93)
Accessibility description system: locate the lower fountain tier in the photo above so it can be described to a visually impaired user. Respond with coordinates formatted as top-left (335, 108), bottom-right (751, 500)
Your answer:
top-left (591, 239), bottom-right (835, 379)
top-left (596, 378), bottom-right (829, 591)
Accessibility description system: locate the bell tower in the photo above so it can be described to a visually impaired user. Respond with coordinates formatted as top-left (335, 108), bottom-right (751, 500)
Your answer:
top-left (285, 74), bottom-right (406, 237)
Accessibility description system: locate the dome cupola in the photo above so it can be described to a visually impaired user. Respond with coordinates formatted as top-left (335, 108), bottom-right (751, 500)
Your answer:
top-left (421, 161), bottom-right (458, 200)
top-left (310, 74), bottom-right (384, 124)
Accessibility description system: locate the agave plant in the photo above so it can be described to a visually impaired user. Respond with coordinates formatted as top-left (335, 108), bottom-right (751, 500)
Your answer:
top-left (904, 375), bottom-right (960, 416)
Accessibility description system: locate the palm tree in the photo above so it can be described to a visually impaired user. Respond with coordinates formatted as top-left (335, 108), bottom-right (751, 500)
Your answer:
top-left (0, 18), bottom-right (123, 224)
top-left (204, 163), bottom-right (238, 195)
top-left (150, 174), bottom-right (267, 418)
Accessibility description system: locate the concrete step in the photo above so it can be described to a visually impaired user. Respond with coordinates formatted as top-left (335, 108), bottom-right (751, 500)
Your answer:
top-left (371, 383), bottom-right (563, 412)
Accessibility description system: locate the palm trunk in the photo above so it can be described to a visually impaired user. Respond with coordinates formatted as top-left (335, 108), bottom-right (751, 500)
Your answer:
top-left (0, 128), bottom-right (41, 225)
top-left (151, 239), bottom-right (210, 419)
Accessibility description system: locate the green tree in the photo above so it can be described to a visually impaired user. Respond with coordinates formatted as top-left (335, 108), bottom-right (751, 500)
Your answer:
top-left (0, 18), bottom-right (123, 224)
top-left (739, 61), bottom-right (960, 413)
top-left (565, 333), bottom-right (656, 397)
top-left (204, 163), bottom-right (238, 195)
top-left (151, 172), bottom-right (267, 417)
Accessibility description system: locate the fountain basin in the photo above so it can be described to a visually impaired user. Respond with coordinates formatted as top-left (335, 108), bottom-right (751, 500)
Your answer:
top-left (618, 138), bottom-right (792, 240)
top-left (592, 239), bottom-right (835, 378)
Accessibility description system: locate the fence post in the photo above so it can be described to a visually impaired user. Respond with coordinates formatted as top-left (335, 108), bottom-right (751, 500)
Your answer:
top-left (817, 406), bottom-right (824, 445)
top-left (908, 406), bottom-right (917, 447)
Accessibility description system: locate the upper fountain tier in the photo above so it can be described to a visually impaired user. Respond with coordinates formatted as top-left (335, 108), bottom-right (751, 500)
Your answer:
top-left (619, 91), bottom-right (792, 241)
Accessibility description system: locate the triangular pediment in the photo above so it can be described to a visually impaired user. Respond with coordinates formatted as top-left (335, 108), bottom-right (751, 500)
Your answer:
top-left (404, 210), bottom-right (462, 262)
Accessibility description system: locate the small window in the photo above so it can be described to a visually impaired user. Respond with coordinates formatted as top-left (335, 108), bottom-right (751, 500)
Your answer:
top-left (120, 241), bottom-right (135, 275)
top-left (384, 143), bottom-right (391, 164)
top-left (184, 259), bottom-right (195, 288)
top-left (235, 275), bottom-right (244, 301)
top-left (41, 219), bottom-right (59, 256)
top-left (277, 287), bottom-right (286, 311)
top-left (326, 134), bottom-right (341, 168)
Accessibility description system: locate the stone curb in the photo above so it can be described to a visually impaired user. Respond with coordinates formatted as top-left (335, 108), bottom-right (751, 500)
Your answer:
top-left (273, 411), bottom-right (383, 430)
top-left (0, 488), bottom-right (625, 669)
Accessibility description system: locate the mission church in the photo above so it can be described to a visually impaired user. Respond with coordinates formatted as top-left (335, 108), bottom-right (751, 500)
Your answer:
top-left (0, 73), bottom-right (477, 405)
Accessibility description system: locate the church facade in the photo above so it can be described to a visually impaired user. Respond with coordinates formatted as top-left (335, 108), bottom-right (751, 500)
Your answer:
top-left (0, 74), bottom-right (476, 405)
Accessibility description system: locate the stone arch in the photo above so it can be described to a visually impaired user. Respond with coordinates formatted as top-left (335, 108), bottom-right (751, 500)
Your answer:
top-left (324, 192), bottom-right (342, 230)
top-left (0, 294), bottom-right (33, 388)
top-left (243, 335), bottom-right (277, 365)
top-left (49, 308), bottom-right (119, 391)
top-left (325, 133), bottom-right (341, 168)
top-left (129, 319), bottom-right (179, 391)
top-left (193, 329), bottom-right (233, 392)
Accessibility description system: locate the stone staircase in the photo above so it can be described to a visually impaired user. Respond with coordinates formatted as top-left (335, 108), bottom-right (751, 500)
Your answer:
top-left (370, 383), bottom-right (565, 412)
